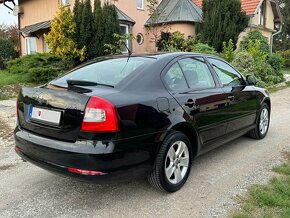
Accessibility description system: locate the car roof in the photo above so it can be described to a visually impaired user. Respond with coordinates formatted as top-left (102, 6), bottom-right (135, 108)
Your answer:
top-left (81, 52), bottom-right (223, 68)
top-left (91, 52), bottom-right (219, 60)
top-left (131, 52), bottom-right (223, 61)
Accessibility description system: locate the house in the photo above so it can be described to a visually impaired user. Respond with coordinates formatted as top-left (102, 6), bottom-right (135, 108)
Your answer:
top-left (192, 0), bottom-right (283, 46)
top-left (1, 0), bottom-right (281, 56)
top-left (0, 0), bottom-right (202, 56)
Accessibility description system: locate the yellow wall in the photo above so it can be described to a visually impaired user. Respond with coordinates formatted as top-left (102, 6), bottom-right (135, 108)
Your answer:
top-left (237, 0), bottom-right (275, 48)
top-left (251, 0), bottom-right (275, 30)
top-left (19, 0), bottom-right (58, 54)
top-left (20, 0), bottom-right (59, 27)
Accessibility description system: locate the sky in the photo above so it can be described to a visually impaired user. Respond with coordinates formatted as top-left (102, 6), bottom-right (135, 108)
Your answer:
top-left (0, 1), bottom-right (18, 26)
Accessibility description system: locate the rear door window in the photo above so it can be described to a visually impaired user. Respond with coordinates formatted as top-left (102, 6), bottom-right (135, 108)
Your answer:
top-left (164, 63), bottom-right (189, 90)
top-left (178, 58), bottom-right (216, 89)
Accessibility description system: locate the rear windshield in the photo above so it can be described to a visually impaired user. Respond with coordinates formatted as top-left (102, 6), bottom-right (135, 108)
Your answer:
top-left (52, 57), bottom-right (154, 87)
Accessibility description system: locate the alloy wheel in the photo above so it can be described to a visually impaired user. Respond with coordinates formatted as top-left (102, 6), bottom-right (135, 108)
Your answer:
top-left (259, 108), bottom-right (269, 135)
top-left (164, 141), bottom-right (189, 184)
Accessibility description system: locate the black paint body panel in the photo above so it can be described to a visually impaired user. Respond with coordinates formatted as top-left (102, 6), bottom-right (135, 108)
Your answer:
top-left (14, 52), bottom-right (270, 181)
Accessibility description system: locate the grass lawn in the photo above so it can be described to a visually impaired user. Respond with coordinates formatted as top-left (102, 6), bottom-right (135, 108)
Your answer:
top-left (0, 70), bottom-right (29, 85)
top-left (0, 70), bottom-right (33, 100)
top-left (233, 154), bottom-right (290, 218)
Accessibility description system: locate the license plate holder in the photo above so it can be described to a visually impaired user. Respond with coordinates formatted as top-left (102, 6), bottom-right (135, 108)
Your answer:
top-left (29, 106), bottom-right (61, 125)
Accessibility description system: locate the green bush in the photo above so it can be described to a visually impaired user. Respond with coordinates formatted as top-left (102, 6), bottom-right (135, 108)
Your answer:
top-left (191, 43), bottom-right (217, 54)
top-left (246, 39), bottom-right (267, 64)
top-left (157, 32), bottom-right (171, 51)
top-left (7, 53), bottom-right (75, 84)
top-left (240, 30), bottom-right (269, 53)
top-left (168, 31), bottom-right (185, 51)
top-left (268, 53), bottom-right (284, 73)
top-left (232, 51), bottom-right (265, 87)
top-left (0, 37), bottom-right (16, 60)
top-left (182, 36), bottom-right (196, 52)
top-left (221, 39), bottom-right (235, 62)
top-left (232, 51), bottom-right (284, 87)
top-left (232, 52), bottom-right (256, 76)
top-left (277, 50), bottom-right (290, 68)
top-left (162, 44), bottom-right (182, 52)
top-left (157, 31), bottom-right (216, 55)
top-left (256, 62), bottom-right (283, 86)
top-left (158, 31), bottom-right (185, 52)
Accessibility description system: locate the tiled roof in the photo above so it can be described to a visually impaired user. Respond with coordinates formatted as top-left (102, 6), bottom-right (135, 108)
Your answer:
top-left (20, 21), bottom-right (51, 35)
top-left (115, 6), bottom-right (135, 24)
top-left (146, 0), bottom-right (203, 25)
top-left (192, 0), bottom-right (262, 16)
top-left (192, 0), bottom-right (202, 8)
top-left (241, 0), bottom-right (261, 16)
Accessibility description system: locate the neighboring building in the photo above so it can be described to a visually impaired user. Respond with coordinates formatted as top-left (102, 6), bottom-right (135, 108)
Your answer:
top-left (192, 0), bottom-right (283, 46)
top-left (0, 0), bottom-right (202, 56)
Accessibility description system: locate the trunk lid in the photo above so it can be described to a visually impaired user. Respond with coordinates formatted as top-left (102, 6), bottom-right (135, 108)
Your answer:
top-left (18, 86), bottom-right (91, 142)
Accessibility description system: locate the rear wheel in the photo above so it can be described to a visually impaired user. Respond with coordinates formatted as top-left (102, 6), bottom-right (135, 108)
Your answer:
top-left (148, 131), bottom-right (192, 192)
top-left (248, 103), bottom-right (270, 139)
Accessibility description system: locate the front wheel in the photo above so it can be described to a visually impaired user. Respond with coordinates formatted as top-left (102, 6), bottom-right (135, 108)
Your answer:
top-left (248, 103), bottom-right (270, 139)
top-left (148, 131), bottom-right (192, 192)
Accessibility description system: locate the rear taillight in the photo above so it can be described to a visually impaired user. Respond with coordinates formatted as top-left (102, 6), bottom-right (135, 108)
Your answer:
top-left (81, 96), bottom-right (119, 132)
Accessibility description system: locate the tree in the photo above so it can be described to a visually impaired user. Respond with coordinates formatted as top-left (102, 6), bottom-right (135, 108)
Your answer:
top-left (146, 0), bottom-right (162, 51)
top-left (89, 0), bottom-right (103, 58)
top-left (274, 0), bottom-right (290, 50)
top-left (102, 3), bottom-right (121, 55)
top-left (104, 33), bottom-right (134, 55)
top-left (44, 6), bottom-right (85, 61)
top-left (198, 0), bottom-right (249, 52)
top-left (240, 30), bottom-right (269, 53)
top-left (79, 0), bottom-right (94, 51)
top-left (73, 0), bottom-right (84, 49)
top-left (0, 23), bottom-right (19, 55)
top-left (0, 37), bottom-right (16, 60)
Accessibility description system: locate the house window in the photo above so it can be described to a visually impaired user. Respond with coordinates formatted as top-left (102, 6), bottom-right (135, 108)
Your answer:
top-left (60, 0), bottom-right (70, 6)
top-left (25, 37), bottom-right (37, 55)
top-left (258, 1), bottom-right (266, 26)
top-left (44, 40), bottom-right (50, 53)
top-left (137, 0), bottom-right (144, 9)
top-left (120, 24), bottom-right (129, 53)
top-left (136, 33), bottom-right (144, 45)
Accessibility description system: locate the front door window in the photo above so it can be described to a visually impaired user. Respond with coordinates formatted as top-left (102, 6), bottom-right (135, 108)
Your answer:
top-left (208, 58), bottom-right (244, 87)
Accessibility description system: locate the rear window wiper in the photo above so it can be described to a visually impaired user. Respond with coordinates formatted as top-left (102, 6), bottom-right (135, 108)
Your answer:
top-left (67, 80), bottom-right (114, 88)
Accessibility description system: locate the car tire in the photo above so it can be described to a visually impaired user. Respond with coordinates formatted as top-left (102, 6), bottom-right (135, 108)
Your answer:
top-left (247, 103), bottom-right (270, 140)
top-left (148, 131), bottom-right (192, 193)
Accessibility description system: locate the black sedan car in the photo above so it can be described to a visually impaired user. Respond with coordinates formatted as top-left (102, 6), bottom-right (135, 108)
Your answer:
top-left (14, 52), bottom-right (270, 192)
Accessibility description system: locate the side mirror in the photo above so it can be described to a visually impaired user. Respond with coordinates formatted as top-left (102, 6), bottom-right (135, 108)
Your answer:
top-left (246, 75), bottom-right (257, 86)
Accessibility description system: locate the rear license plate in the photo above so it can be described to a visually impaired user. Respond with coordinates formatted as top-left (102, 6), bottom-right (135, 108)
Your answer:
top-left (29, 106), bottom-right (61, 125)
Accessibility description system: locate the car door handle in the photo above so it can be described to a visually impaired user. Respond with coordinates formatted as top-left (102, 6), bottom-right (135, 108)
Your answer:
top-left (227, 95), bottom-right (235, 101)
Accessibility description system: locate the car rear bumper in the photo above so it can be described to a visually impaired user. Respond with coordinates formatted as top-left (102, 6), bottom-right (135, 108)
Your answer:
top-left (14, 127), bottom-right (155, 182)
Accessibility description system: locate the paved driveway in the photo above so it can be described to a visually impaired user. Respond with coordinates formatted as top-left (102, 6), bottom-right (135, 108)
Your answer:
top-left (1, 88), bottom-right (290, 218)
